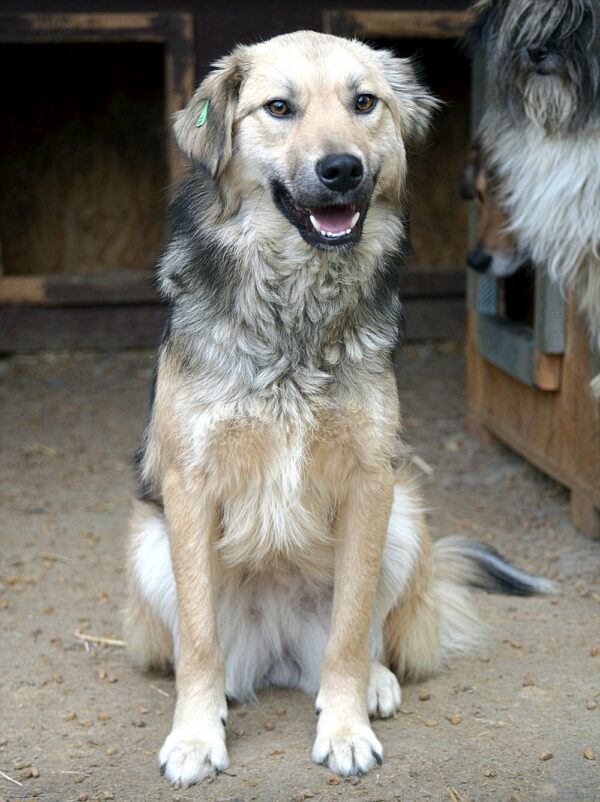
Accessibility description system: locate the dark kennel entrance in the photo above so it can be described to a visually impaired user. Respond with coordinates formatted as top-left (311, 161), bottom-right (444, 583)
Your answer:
top-left (0, 13), bottom-right (194, 349)
top-left (0, 42), bottom-right (167, 277)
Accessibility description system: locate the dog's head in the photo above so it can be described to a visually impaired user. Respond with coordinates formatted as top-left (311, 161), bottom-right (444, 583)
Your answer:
top-left (467, 0), bottom-right (600, 133)
top-left (173, 31), bottom-right (437, 250)
top-left (460, 144), bottom-right (526, 278)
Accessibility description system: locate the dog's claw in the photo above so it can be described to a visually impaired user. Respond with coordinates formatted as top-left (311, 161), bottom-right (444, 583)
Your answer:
top-left (372, 749), bottom-right (383, 766)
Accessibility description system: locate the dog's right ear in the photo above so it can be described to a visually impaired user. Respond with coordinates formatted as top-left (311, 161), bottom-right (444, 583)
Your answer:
top-left (173, 47), bottom-right (248, 178)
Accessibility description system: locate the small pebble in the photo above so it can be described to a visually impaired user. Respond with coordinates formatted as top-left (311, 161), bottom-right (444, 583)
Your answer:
top-left (97, 712), bottom-right (111, 721)
top-left (418, 691), bottom-right (431, 701)
top-left (263, 721), bottom-right (275, 731)
top-left (539, 751), bottom-right (553, 761)
top-left (106, 748), bottom-right (117, 756)
top-left (583, 749), bottom-right (595, 761)
top-left (275, 707), bottom-right (286, 716)
top-left (326, 776), bottom-right (340, 785)
top-left (586, 699), bottom-right (597, 710)
top-left (63, 712), bottom-right (77, 721)
top-left (523, 678), bottom-right (535, 687)
top-left (591, 647), bottom-right (598, 657)
top-left (447, 713), bottom-right (463, 725)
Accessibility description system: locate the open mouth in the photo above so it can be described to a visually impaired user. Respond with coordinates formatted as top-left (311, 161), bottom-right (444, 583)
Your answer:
top-left (272, 183), bottom-right (367, 249)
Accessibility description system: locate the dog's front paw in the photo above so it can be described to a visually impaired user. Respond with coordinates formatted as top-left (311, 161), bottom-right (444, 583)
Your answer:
top-left (367, 662), bottom-right (402, 719)
top-left (159, 726), bottom-right (229, 788)
top-left (312, 712), bottom-right (383, 776)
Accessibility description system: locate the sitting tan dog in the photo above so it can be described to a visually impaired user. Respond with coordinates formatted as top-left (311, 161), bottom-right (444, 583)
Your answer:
top-left (124, 31), bottom-right (553, 787)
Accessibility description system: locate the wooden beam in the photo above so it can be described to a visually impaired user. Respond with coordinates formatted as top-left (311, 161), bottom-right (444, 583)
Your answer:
top-left (0, 305), bottom-right (168, 351)
top-left (323, 10), bottom-right (472, 39)
top-left (0, 272), bottom-right (158, 307)
top-left (533, 351), bottom-right (562, 391)
top-left (0, 266), bottom-right (466, 307)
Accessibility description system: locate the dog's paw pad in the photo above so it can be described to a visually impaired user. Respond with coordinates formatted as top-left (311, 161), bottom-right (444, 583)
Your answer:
top-left (367, 662), bottom-right (402, 719)
top-left (312, 718), bottom-right (383, 776)
top-left (158, 729), bottom-right (229, 788)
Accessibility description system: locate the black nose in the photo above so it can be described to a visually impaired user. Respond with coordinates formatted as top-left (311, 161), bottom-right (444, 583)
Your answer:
top-left (467, 249), bottom-right (492, 273)
top-left (527, 46), bottom-right (550, 65)
top-left (316, 153), bottom-right (364, 193)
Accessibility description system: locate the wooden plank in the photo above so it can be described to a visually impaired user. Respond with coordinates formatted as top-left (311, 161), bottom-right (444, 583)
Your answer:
top-left (466, 306), bottom-right (600, 538)
top-left (0, 305), bottom-right (168, 351)
top-left (0, 13), bottom-right (174, 41)
top-left (0, 295), bottom-right (464, 353)
top-left (0, 267), bottom-right (465, 307)
top-left (0, 272), bottom-right (158, 306)
top-left (323, 10), bottom-right (472, 39)
top-left (163, 14), bottom-right (196, 186)
top-left (533, 351), bottom-right (562, 391)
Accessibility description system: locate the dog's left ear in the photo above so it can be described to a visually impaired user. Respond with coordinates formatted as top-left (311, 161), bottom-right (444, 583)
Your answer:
top-left (379, 54), bottom-right (440, 147)
top-left (173, 46), bottom-right (249, 178)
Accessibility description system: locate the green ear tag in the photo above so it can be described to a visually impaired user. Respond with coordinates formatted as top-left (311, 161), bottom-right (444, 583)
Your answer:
top-left (196, 100), bottom-right (209, 127)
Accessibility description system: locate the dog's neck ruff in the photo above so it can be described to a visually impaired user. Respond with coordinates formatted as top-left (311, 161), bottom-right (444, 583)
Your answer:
top-left (158, 175), bottom-right (405, 411)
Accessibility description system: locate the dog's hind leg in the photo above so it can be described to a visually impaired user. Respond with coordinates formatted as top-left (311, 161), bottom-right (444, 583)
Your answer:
top-left (384, 533), bottom-right (557, 684)
top-left (124, 500), bottom-right (175, 674)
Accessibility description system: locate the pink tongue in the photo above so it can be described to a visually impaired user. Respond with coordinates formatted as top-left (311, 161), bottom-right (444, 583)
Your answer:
top-left (311, 205), bottom-right (354, 233)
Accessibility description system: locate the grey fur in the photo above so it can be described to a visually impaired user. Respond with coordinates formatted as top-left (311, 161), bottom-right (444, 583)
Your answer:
top-left (469, 0), bottom-right (600, 134)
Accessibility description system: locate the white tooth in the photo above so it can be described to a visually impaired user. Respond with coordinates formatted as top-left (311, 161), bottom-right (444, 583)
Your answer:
top-left (351, 212), bottom-right (360, 229)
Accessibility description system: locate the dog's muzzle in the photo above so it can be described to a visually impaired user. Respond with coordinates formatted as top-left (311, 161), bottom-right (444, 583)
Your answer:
top-left (272, 152), bottom-right (371, 250)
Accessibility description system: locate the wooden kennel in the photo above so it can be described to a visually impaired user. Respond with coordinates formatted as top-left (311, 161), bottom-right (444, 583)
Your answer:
top-left (463, 33), bottom-right (600, 539)
top-left (467, 273), bottom-right (600, 539)
top-left (0, 13), bottom-right (195, 349)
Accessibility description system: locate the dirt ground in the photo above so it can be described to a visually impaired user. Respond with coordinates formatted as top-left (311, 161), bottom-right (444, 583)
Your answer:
top-left (1, 341), bottom-right (598, 802)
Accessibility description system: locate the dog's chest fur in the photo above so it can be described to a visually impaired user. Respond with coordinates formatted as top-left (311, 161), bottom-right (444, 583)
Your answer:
top-left (156, 379), bottom-right (396, 576)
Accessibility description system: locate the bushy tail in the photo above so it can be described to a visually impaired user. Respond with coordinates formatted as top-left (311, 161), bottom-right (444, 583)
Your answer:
top-left (385, 535), bottom-right (556, 682)
top-left (433, 536), bottom-right (557, 597)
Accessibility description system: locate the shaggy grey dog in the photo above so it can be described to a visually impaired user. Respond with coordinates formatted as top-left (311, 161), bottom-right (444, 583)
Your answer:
top-left (467, 0), bottom-right (600, 392)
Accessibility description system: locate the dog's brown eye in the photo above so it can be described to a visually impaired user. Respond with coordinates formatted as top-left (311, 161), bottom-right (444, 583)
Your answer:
top-left (266, 99), bottom-right (291, 117)
top-left (355, 94), bottom-right (376, 113)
